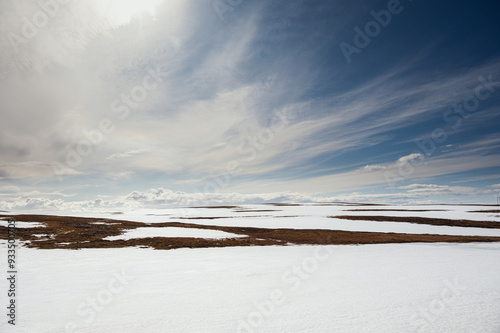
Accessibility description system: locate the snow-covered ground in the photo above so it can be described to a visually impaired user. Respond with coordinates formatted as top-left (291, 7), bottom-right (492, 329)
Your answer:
top-left (104, 227), bottom-right (245, 241)
top-left (0, 219), bottom-right (45, 228)
top-left (0, 242), bottom-right (499, 332)
top-left (80, 204), bottom-right (500, 225)
top-left (1, 204), bottom-right (500, 332)
top-left (21, 203), bottom-right (500, 237)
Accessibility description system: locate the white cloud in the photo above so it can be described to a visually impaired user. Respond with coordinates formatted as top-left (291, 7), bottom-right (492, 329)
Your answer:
top-left (0, 186), bottom-right (20, 192)
top-left (397, 153), bottom-right (424, 165)
top-left (362, 153), bottom-right (423, 174)
top-left (106, 150), bottom-right (145, 160)
top-left (363, 165), bottom-right (387, 172)
top-left (0, 188), bottom-right (321, 212)
top-left (1, 184), bottom-right (498, 213)
top-left (397, 184), bottom-right (476, 195)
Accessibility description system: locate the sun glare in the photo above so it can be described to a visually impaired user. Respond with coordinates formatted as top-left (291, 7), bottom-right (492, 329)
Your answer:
top-left (101, 0), bottom-right (166, 26)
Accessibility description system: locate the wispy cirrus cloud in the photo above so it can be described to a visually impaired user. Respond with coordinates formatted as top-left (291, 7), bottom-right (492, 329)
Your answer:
top-left (1, 0), bottom-right (500, 208)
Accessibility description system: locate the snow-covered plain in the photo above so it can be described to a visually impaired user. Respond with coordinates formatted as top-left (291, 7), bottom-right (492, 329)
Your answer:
top-left (0, 243), bottom-right (499, 333)
top-left (34, 203), bottom-right (500, 237)
top-left (1, 204), bottom-right (500, 332)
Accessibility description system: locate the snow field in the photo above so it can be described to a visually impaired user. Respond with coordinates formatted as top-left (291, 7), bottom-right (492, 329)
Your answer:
top-left (0, 242), bottom-right (499, 332)
top-left (13, 204), bottom-right (499, 237)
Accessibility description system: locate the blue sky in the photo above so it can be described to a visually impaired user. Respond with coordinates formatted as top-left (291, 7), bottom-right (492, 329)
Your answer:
top-left (1, 0), bottom-right (500, 211)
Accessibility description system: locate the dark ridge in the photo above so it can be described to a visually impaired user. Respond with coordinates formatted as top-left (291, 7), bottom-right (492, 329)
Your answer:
top-left (332, 215), bottom-right (500, 229)
top-left (469, 210), bottom-right (500, 213)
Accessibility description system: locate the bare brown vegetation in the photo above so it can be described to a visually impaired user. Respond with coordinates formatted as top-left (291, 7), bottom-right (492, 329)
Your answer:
top-left (332, 215), bottom-right (500, 229)
top-left (469, 210), bottom-right (500, 213)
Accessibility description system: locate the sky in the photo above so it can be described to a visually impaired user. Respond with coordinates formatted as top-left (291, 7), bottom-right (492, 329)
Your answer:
top-left (0, 0), bottom-right (500, 212)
